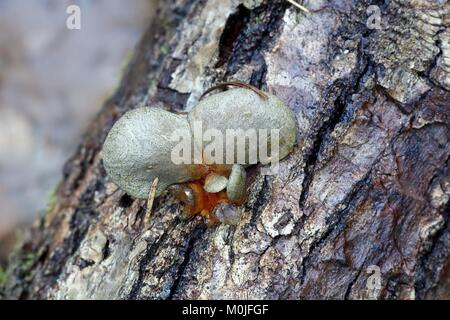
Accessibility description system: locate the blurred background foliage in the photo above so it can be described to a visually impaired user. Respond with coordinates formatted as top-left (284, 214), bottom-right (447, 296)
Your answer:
top-left (0, 0), bottom-right (156, 266)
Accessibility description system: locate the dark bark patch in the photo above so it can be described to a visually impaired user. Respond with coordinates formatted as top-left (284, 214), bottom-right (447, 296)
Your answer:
top-left (167, 225), bottom-right (205, 299)
top-left (118, 194), bottom-right (134, 208)
top-left (225, 0), bottom-right (288, 82)
top-left (216, 4), bottom-right (251, 68)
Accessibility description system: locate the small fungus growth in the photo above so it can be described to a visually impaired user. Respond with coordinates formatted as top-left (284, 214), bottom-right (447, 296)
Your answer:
top-left (102, 82), bottom-right (297, 225)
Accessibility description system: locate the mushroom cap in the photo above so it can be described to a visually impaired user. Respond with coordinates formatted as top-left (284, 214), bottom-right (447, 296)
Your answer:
top-left (188, 88), bottom-right (297, 165)
top-left (226, 164), bottom-right (246, 204)
top-left (204, 173), bottom-right (228, 193)
top-left (102, 107), bottom-right (202, 199)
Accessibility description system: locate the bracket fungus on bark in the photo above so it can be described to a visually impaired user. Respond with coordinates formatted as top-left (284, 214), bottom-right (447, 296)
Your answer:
top-left (102, 83), bottom-right (297, 224)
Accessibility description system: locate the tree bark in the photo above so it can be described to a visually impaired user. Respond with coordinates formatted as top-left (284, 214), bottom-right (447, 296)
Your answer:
top-left (2, 0), bottom-right (449, 300)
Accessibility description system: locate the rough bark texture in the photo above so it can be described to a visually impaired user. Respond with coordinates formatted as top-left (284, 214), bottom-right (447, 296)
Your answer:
top-left (1, 0), bottom-right (449, 300)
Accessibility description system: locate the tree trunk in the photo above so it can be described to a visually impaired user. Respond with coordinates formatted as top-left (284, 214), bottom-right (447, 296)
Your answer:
top-left (2, 0), bottom-right (449, 300)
